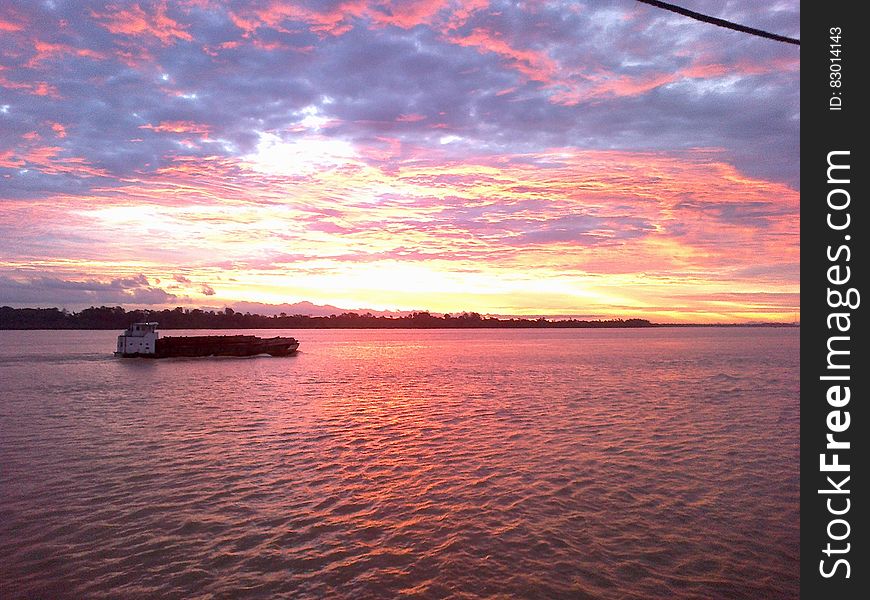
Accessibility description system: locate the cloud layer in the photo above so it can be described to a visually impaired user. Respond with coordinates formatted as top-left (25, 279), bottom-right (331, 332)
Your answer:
top-left (0, 1), bottom-right (800, 322)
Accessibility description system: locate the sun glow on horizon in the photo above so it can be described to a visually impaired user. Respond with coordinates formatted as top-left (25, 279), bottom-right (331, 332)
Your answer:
top-left (0, 144), bottom-right (799, 324)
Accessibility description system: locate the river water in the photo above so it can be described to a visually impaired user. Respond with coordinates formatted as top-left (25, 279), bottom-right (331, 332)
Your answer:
top-left (0, 328), bottom-right (799, 598)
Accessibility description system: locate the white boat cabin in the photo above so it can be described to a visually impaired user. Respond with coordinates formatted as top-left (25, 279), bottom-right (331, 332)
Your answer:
top-left (116, 322), bottom-right (159, 355)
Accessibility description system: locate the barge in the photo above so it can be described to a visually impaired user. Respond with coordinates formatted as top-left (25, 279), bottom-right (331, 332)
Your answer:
top-left (114, 322), bottom-right (299, 358)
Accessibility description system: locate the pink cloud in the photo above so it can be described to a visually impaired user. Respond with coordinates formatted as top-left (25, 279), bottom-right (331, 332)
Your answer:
top-left (92, 2), bottom-right (192, 45)
top-left (50, 123), bottom-right (68, 138)
top-left (139, 121), bottom-right (211, 135)
top-left (0, 66), bottom-right (61, 97)
top-left (449, 27), bottom-right (558, 83)
top-left (0, 17), bottom-right (24, 32)
top-left (3, 144), bottom-right (109, 177)
top-left (396, 113), bottom-right (427, 122)
top-left (232, 0), bottom-right (481, 38)
top-left (245, 1), bottom-right (368, 37)
top-left (367, 0), bottom-right (452, 29)
top-left (0, 150), bottom-right (25, 169)
top-left (26, 41), bottom-right (106, 68)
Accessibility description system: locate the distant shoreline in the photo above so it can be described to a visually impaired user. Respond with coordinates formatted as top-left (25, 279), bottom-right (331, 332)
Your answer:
top-left (0, 306), bottom-right (799, 330)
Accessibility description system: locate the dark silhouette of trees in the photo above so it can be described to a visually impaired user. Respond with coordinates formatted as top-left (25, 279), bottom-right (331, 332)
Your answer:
top-left (0, 305), bottom-right (660, 330)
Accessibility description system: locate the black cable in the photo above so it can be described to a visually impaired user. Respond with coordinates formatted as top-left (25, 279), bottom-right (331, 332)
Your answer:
top-left (635, 0), bottom-right (800, 45)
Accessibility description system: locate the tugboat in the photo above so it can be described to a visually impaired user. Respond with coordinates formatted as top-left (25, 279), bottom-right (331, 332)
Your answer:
top-left (114, 322), bottom-right (299, 358)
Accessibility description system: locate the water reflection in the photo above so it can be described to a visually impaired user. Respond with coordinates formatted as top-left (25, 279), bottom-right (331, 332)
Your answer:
top-left (0, 328), bottom-right (799, 598)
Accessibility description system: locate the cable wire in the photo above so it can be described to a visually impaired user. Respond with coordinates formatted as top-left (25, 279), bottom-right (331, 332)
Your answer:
top-left (635, 0), bottom-right (800, 45)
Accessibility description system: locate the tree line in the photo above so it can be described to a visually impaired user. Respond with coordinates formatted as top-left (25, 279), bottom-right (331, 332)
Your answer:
top-left (0, 305), bottom-right (656, 330)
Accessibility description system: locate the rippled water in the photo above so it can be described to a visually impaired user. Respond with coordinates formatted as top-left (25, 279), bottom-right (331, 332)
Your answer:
top-left (0, 328), bottom-right (799, 599)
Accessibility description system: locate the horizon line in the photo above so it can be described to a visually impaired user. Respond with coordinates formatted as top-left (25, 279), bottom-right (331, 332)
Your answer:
top-left (0, 304), bottom-right (801, 329)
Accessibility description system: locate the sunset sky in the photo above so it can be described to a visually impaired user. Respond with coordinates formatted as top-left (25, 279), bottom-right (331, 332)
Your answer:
top-left (0, 0), bottom-right (799, 322)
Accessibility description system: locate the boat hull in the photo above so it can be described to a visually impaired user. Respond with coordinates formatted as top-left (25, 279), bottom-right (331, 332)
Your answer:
top-left (115, 334), bottom-right (299, 358)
